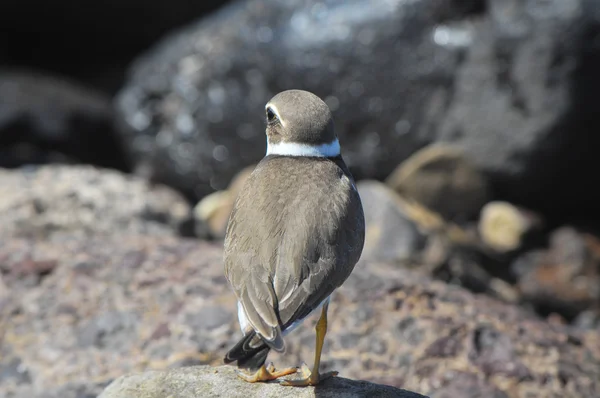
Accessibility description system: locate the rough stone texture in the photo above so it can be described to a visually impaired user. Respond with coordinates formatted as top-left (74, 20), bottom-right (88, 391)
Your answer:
top-left (574, 309), bottom-right (600, 330)
top-left (0, 71), bottom-right (129, 170)
top-left (385, 144), bottom-right (490, 223)
top-left (98, 365), bottom-right (425, 398)
top-left (357, 180), bottom-right (427, 264)
top-left (512, 226), bottom-right (600, 320)
top-left (439, 0), bottom-right (600, 222)
top-left (114, 0), bottom-right (482, 199)
top-left (115, 0), bottom-right (600, 225)
top-left (1, 236), bottom-right (598, 398)
top-left (193, 165), bottom-right (256, 239)
top-left (0, 165), bottom-right (191, 240)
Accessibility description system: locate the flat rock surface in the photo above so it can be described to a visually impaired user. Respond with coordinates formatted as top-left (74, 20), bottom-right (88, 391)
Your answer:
top-left (98, 365), bottom-right (425, 398)
top-left (1, 236), bottom-right (599, 398)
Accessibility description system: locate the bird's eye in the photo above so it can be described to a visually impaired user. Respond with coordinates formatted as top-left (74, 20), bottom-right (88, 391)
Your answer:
top-left (266, 107), bottom-right (277, 123)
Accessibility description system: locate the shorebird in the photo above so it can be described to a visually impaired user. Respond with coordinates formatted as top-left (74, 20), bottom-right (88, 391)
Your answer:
top-left (223, 89), bottom-right (365, 386)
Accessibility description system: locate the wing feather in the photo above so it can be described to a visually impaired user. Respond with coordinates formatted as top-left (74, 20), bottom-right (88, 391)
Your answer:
top-left (224, 156), bottom-right (364, 349)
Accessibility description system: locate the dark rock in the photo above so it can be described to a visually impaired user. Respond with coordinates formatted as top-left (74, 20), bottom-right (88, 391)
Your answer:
top-left (1, 235), bottom-right (598, 397)
top-left (385, 144), bottom-right (490, 222)
top-left (0, 2), bottom-right (230, 93)
top-left (469, 325), bottom-right (531, 379)
top-left (367, 193), bottom-right (520, 304)
top-left (0, 71), bottom-right (129, 170)
top-left (0, 165), bottom-right (192, 240)
top-left (356, 180), bottom-right (427, 264)
top-left (114, 0), bottom-right (479, 200)
top-left (424, 327), bottom-right (464, 358)
top-left (193, 164), bottom-right (256, 239)
top-left (1, 259), bottom-right (57, 279)
top-left (437, 0), bottom-right (600, 223)
top-left (149, 323), bottom-right (172, 340)
top-left (116, 0), bottom-right (600, 227)
top-left (0, 258), bottom-right (57, 287)
top-left (573, 309), bottom-right (600, 330)
top-left (512, 226), bottom-right (600, 320)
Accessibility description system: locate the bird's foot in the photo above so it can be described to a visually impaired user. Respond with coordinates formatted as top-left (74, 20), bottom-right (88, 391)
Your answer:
top-left (279, 362), bottom-right (338, 386)
top-left (236, 362), bottom-right (298, 383)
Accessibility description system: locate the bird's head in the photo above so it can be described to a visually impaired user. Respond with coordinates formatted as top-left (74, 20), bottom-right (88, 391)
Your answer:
top-left (264, 90), bottom-right (339, 157)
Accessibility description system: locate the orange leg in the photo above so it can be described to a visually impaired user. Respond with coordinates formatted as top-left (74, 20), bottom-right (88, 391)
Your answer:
top-left (280, 301), bottom-right (338, 386)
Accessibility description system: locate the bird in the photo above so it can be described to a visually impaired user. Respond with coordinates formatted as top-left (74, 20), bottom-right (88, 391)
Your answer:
top-left (222, 89), bottom-right (365, 386)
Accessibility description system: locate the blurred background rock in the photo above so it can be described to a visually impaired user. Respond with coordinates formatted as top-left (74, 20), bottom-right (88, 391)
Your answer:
top-left (1, 0), bottom-right (600, 397)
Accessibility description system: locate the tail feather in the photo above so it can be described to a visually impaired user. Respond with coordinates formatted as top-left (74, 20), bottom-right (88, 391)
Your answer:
top-left (237, 345), bottom-right (270, 370)
top-left (224, 330), bottom-right (271, 371)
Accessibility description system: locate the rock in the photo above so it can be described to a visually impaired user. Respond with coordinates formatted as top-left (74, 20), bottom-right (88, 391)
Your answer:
top-left (0, 71), bottom-right (129, 170)
top-left (385, 145), bottom-right (489, 222)
top-left (512, 226), bottom-right (600, 320)
top-left (0, 165), bottom-right (191, 241)
top-left (0, 2), bottom-right (230, 93)
top-left (99, 365), bottom-right (425, 398)
top-left (356, 180), bottom-right (518, 304)
top-left (574, 309), bottom-right (600, 330)
top-left (437, 0), bottom-right (600, 222)
top-left (352, 181), bottom-right (511, 301)
top-left (478, 201), bottom-right (543, 253)
top-left (356, 180), bottom-right (427, 264)
top-left (1, 235), bottom-right (598, 398)
top-left (193, 165), bottom-right (255, 238)
top-left (114, 0), bottom-right (481, 199)
top-left (116, 0), bottom-right (600, 225)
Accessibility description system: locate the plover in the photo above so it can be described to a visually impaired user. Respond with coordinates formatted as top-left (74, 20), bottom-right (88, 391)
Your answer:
top-left (223, 89), bottom-right (365, 386)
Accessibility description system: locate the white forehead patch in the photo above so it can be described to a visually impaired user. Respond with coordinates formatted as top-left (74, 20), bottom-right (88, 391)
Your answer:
top-left (266, 138), bottom-right (340, 157)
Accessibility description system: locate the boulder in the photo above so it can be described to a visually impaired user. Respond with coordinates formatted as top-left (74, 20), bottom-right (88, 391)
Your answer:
top-left (114, 0), bottom-right (480, 199)
top-left (0, 2), bottom-right (230, 93)
top-left (386, 144), bottom-right (490, 223)
top-left (193, 165), bottom-right (256, 239)
top-left (438, 0), bottom-right (600, 222)
top-left (512, 226), bottom-right (600, 320)
top-left (98, 365), bottom-right (426, 398)
top-left (0, 165), bottom-right (191, 241)
top-left (357, 180), bottom-right (427, 264)
top-left (0, 71), bottom-right (128, 170)
top-left (115, 0), bottom-right (600, 226)
top-left (1, 236), bottom-right (598, 398)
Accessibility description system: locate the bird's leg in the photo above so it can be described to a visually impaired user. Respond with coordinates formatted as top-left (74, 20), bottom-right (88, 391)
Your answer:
top-left (236, 362), bottom-right (298, 383)
top-left (280, 301), bottom-right (338, 386)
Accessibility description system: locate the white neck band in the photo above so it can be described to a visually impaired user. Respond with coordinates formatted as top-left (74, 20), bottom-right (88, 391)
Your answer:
top-left (266, 138), bottom-right (340, 157)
